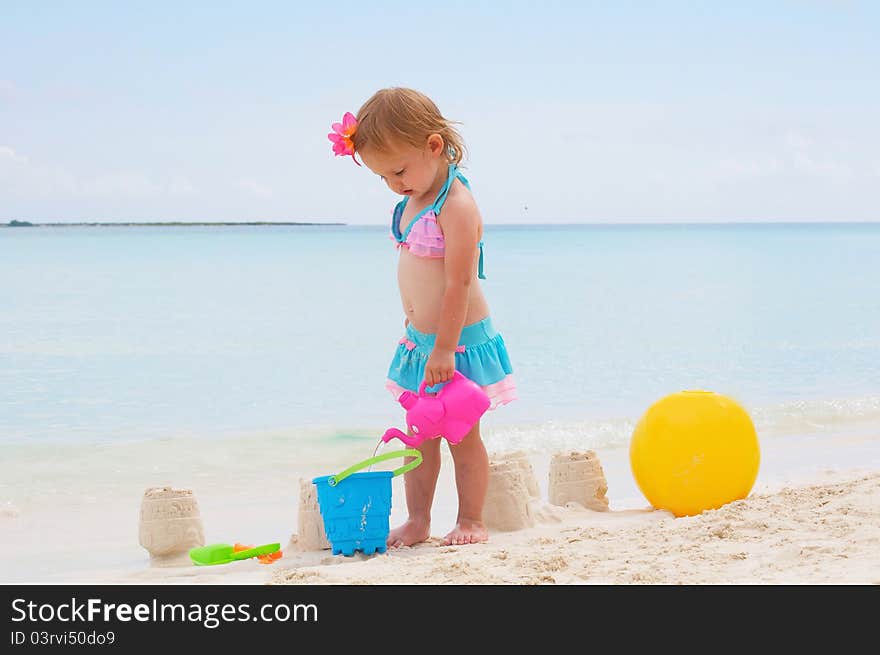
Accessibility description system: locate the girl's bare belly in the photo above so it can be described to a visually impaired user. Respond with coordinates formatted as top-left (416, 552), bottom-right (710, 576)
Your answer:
top-left (397, 249), bottom-right (490, 334)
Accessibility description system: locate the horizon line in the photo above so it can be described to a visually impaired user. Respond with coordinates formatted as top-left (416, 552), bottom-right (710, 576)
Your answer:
top-left (3, 219), bottom-right (878, 228)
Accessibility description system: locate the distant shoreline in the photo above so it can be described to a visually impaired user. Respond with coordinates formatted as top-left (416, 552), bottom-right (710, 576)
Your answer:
top-left (3, 220), bottom-right (346, 227)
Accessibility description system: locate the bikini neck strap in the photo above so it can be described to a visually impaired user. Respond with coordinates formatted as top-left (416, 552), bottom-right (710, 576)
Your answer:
top-left (432, 164), bottom-right (470, 214)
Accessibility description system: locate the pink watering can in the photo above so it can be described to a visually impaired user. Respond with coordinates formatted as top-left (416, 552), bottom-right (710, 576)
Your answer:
top-left (381, 371), bottom-right (491, 448)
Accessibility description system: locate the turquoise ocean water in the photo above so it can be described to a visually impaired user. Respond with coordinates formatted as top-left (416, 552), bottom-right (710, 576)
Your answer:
top-left (2, 222), bottom-right (879, 454)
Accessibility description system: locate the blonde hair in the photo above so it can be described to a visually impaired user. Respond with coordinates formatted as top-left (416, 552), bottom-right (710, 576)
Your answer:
top-left (353, 87), bottom-right (467, 165)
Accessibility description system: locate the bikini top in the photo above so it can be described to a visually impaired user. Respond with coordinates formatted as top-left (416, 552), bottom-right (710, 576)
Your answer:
top-left (389, 164), bottom-right (486, 279)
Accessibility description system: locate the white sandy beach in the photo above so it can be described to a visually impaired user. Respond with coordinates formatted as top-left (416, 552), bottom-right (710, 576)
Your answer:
top-left (5, 429), bottom-right (876, 586)
top-left (274, 470), bottom-right (880, 585)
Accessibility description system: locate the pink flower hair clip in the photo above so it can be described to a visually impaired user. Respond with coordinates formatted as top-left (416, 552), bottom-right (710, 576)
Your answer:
top-left (328, 111), bottom-right (361, 165)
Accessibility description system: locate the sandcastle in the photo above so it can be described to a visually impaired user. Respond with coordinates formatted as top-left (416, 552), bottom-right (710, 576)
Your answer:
top-left (293, 478), bottom-right (330, 551)
top-left (138, 486), bottom-right (205, 559)
top-left (483, 450), bottom-right (541, 532)
top-left (548, 450), bottom-right (609, 511)
top-left (288, 449), bottom-right (608, 544)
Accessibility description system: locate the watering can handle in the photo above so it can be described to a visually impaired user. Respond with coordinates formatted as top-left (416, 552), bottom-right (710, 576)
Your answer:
top-left (418, 370), bottom-right (464, 396)
top-left (328, 449), bottom-right (423, 487)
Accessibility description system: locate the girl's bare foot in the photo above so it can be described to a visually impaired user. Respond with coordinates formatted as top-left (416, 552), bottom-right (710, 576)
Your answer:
top-left (442, 519), bottom-right (488, 546)
top-left (386, 518), bottom-right (431, 548)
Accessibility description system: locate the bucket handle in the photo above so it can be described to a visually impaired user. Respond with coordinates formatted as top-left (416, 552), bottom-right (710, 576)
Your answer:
top-left (328, 449), bottom-right (423, 487)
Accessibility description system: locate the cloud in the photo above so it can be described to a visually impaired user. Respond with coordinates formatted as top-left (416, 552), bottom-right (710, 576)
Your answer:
top-left (79, 172), bottom-right (162, 197)
top-left (718, 156), bottom-right (784, 177)
top-left (784, 131), bottom-right (814, 150)
top-left (0, 145), bottom-right (28, 163)
top-left (0, 80), bottom-right (16, 102)
top-left (714, 129), bottom-right (862, 182)
top-left (0, 146), bottom-right (198, 199)
top-left (236, 178), bottom-right (272, 198)
top-left (791, 151), bottom-right (853, 179)
top-left (168, 175), bottom-right (198, 196)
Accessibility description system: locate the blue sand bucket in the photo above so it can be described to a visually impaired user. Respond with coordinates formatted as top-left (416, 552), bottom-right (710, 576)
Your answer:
top-left (312, 449), bottom-right (422, 556)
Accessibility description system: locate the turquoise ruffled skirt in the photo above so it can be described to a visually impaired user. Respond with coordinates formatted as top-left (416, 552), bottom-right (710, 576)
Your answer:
top-left (385, 316), bottom-right (517, 410)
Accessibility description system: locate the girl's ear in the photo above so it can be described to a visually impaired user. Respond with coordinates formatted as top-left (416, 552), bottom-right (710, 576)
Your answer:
top-left (426, 133), bottom-right (445, 157)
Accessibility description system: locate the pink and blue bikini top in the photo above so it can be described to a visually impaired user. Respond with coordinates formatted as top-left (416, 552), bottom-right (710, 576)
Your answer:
top-left (390, 164), bottom-right (486, 279)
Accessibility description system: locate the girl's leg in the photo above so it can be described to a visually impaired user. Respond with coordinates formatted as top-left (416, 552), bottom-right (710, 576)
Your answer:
top-left (386, 434), bottom-right (441, 548)
top-left (444, 421), bottom-right (490, 545)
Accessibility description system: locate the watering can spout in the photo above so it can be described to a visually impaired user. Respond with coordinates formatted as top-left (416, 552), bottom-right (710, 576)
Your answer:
top-left (382, 427), bottom-right (418, 447)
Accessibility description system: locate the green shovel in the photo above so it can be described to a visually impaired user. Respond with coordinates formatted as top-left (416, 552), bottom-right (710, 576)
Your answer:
top-left (189, 542), bottom-right (281, 566)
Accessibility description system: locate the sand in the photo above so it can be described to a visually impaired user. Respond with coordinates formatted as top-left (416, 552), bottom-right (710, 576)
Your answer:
top-left (271, 469), bottom-right (879, 585)
top-left (4, 432), bottom-right (879, 585)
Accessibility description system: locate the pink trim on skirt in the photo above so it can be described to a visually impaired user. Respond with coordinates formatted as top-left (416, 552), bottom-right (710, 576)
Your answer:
top-left (384, 374), bottom-right (517, 411)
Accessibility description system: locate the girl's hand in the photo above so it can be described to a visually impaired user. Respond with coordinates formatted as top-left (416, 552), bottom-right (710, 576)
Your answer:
top-left (424, 347), bottom-right (456, 388)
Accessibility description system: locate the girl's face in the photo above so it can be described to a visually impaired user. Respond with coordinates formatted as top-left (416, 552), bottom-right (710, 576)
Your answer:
top-left (359, 135), bottom-right (446, 198)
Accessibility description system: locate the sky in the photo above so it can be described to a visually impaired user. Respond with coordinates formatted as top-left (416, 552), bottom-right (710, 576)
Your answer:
top-left (1, 0), bottom-right (878, 224)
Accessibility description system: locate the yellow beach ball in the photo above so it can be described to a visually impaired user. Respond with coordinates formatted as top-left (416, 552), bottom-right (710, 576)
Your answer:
top-left (630, 390), bottom-right (760, 517)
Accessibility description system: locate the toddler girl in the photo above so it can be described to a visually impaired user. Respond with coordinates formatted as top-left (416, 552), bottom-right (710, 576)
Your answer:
top-left (328, 87), bottom-right (516, 547)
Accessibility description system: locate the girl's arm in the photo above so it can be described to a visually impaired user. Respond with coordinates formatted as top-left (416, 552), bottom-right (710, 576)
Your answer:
top-left (423, 192), bottom-right (482, 387)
